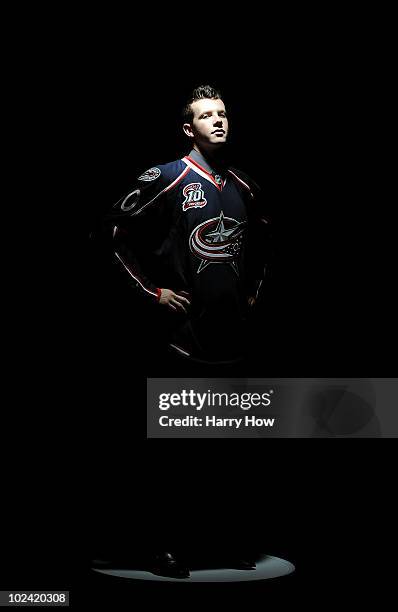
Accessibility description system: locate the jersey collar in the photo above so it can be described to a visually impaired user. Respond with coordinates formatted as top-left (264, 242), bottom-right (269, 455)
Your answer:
top-left (182, 155), bottom-right (227, 191)
top-left (188, 149), bottom-right (214, 173)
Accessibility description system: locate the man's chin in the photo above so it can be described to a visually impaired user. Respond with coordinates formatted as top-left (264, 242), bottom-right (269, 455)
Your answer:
top-left (208, 139), bottom-right (227, 149)
top-left (196, 140), bottom-right (227, 156)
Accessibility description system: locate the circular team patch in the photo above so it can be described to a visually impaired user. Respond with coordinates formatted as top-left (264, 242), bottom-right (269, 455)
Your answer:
top-left (138, 167), bottom-right (161, 182)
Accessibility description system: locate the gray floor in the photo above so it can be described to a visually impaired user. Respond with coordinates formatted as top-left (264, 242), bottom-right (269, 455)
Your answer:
top-left (92, 554), bottom-right (295, 582)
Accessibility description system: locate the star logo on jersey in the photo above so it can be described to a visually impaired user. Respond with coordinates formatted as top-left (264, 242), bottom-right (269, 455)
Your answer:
top-left (189, 211), bottom-right (246, 274)
top-left (182, 183), bottom-right (207, 211)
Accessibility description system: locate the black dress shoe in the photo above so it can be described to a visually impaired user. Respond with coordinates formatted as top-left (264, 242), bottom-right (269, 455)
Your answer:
top-left (150, 553), bottom-right (190, 579)
top-left (229, 558), bottom-right (257, 570)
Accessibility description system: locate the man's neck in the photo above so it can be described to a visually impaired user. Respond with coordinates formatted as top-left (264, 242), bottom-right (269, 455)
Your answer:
top-left (191, 144), bottom-right (226, 171)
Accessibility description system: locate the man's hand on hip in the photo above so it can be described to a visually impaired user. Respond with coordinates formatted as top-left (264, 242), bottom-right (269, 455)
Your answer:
top-left (159, 289), bottom-right (191, 314)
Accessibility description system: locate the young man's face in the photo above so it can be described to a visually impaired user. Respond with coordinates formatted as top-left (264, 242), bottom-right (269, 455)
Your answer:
top-left (184, 98), bottom-right (229, 151)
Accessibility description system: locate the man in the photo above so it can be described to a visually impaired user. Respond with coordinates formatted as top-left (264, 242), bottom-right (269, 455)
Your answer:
top-left (102, 84), bottom-right (269, 373)
top-left (93, 85), bottom-right (267, 577)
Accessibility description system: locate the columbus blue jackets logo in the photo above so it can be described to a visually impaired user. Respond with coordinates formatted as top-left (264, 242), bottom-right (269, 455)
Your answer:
top-left (182, 183), bottom-right (207, 211)
top-left (189, 211), bottom-right (246, 274)
top-left (138, 167), bottom-right (161, 181)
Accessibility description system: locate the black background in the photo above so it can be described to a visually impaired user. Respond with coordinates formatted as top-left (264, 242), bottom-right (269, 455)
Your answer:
top-left (2, 20), bottom-right (396, 609)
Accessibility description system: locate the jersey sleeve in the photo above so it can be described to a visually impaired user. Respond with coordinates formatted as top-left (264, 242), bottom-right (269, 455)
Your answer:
top-left (101, 166), bottom-right (170, 303)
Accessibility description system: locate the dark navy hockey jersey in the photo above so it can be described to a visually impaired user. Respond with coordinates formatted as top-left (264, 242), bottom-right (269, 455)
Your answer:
top-left (103, 152), bottom-right (269, 364)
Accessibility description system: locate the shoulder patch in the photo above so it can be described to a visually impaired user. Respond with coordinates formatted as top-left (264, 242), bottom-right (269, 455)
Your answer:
top-left (138, 167), bottom-right (161, 182)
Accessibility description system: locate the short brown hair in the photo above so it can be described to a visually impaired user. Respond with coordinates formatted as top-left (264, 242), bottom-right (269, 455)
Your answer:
top-left (182, 85), bottom-right (223, 123)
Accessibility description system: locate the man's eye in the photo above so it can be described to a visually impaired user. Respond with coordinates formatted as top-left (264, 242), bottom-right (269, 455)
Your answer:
top-left (202, 114), bottom-right (209, 119)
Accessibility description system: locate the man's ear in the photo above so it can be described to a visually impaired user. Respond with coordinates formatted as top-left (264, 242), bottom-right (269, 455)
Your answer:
top-left (183, 123), bottom-right (194, 138)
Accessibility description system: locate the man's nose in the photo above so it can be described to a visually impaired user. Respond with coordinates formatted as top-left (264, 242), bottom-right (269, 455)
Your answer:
top-left (213, 116), bottom-right (223, 126)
